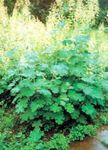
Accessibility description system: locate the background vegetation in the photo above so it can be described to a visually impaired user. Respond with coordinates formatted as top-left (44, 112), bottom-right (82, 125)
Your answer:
top-left (0, 0), bottom-right (108, 150)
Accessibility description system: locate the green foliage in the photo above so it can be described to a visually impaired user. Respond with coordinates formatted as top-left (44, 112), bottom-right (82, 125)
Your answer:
top-left (0, 108), bottom-right (15, 131)
top-left (68, 124), bottom-right (97, 141)
top-left (0, 34), bottom-right (107, 129)
top-left (0, 132), bottom-right (36, 150)
top-left (29, 128), bottom-right (44, 143)
top-left (82, 102), bottom-right (96, 117)
top-left (43, 133), bottom-right (69, 150)
top-left (0, 32), bottom-right (107, 149)
top-left (3, 35), bottom-right (105, 129)
top-left (0, 2), bottom-right (108, 149)
top-left (0, 109), bottom-right (35, 150)
top-left (99, 113), bottom-right (108, 125)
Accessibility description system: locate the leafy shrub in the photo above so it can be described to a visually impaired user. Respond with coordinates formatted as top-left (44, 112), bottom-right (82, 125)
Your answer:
top-left (0, 34), bottom-right (106, 147)
top-left (0, 108), bottom-right (15, 131)
top-left (99, 113), bottom-right (108, 125)
top-left (68, 124), bottom-right (97, 141)
top-left (43, 133), bottom-right (69, 150)
top-left (0, 1), bottom-right (108, 150)
top-left (0, 132), bottom-right (36, 150)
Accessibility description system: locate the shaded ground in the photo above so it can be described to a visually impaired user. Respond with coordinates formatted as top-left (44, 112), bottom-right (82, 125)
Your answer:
top-left (70, 126), bottom-right (108, 150)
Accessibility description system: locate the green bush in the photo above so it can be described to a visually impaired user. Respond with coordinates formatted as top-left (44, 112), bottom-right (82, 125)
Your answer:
top-left (0, 132), bottom-right (36, 150)
top-left (68, 124), bottom-right (97, 141)
top-left (43, 133), bottom-right (69, 150)
top-left (0, 34), bottom-right (107, 147)
top-left (0, 1), bottom-right (108, 150)
top-left (99, 113), bottom-right (108, 125)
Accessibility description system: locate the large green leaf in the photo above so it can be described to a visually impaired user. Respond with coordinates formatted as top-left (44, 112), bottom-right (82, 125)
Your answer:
top-left (54, 112), bottom-right (65, 125)
top-left (20, 110), bottom-right (36, 121)
top-left (51, 63), bottom-right (69, 76)
top-left (50, 104), bottom-right (62, 113)
top-left (16, 98), bottom-right (28, 113)
top-left (65, 103), bottom-right (74, 113)
top-left (68, 90), bottom-right (85, 102)
top-left (30, 101), bottom-right (40, 112)
top-left (30, 99), bottom-right (45, 112)
top-left (82, 103), bottom-right (96, 116)
top-left (38, 89), bottom-right (51, 97)
top-left (71, 110), bottom-right (80, 120)
top-left (60, 82), bottom-right (71, 93)
top-left (29, 128), bottom-right (44, 142)
top-left (18, 79), bottom-right (36, 97)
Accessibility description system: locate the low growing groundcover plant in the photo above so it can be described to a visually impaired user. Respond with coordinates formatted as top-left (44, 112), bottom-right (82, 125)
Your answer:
top-left (0, 34), bottom-right (108, 150)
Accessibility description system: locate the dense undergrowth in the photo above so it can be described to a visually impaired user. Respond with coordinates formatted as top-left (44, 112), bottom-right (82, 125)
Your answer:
top-left (0, 0), bottom-right (108, 150)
